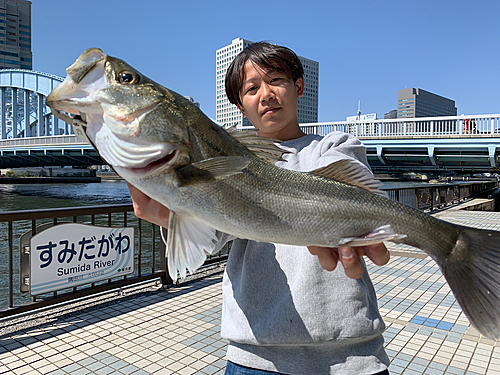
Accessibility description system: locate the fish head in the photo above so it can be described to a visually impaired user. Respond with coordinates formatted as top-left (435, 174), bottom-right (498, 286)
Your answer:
top-left (46, 48), bottom-right (194, 180)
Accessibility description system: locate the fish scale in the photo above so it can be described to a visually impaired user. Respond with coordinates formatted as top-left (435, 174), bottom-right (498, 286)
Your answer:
top-left (46, 48), bottom-right (500, 340)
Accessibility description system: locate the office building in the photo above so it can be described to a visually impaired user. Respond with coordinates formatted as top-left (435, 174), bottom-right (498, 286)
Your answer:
top-left (384, 110), bottom-right (397, 119)
top-left (0, 0), bottom-right (32, 70)
top-left (397, 88), bottom-right (457, 118)
top-left (216, 38), bottom-right (319, 128)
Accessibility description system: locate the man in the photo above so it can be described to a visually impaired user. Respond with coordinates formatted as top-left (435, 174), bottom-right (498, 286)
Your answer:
top-left (129, 42), bottom-right (390, 374)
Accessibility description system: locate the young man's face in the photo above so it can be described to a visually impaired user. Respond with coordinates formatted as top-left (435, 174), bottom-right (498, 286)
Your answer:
top-left (237, 61), bottom-right (305, 140)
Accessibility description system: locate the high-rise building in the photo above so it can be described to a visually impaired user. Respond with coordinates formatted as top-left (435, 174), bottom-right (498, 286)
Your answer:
top-left (397, 88), bottom-right (457, 118)
top-left (384, 110), bottom-right (397, 119)
top-left (216, 38), bottom-right (319, 129)
top-left (0, 0), bottom-right (32, 70)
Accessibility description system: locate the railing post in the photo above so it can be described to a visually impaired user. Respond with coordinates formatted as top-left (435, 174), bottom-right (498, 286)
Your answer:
top-left (430, 188), bottom-right (434, 211)
top-left (159, 227), bottom-right (173, 286)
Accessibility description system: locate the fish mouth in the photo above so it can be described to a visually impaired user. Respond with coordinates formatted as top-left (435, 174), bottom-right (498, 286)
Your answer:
top-left (93, 121), bottom-right (184, 179)
top-left (115, 148), bottom-right (182, 179)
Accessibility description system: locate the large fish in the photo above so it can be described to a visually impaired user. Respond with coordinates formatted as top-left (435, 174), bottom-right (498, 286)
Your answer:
top-left (46, 48), bottom-right (500, 340)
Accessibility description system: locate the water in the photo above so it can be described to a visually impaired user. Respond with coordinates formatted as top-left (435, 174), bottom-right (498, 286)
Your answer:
top-left (0, 180), bottom-right (132, 212)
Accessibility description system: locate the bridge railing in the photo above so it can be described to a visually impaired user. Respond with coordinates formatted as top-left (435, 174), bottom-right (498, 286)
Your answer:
top-left (0, 135), bottom-right (85, 149)
top-left (300, 114), bottom-right (500, 138)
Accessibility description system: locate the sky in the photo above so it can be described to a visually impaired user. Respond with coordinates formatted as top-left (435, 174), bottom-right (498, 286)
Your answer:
top-left (32, 0), bottom-right (500, 122)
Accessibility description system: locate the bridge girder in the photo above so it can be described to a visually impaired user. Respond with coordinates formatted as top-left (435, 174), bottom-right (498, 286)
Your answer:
top-left (363, 138), bottom-right (500, 173)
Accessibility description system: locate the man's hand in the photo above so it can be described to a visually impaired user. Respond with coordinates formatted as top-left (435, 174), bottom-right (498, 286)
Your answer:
top-left (308, 243), bottom-right (390, 279)
top-left (128, 183), bottom-right (170, 227)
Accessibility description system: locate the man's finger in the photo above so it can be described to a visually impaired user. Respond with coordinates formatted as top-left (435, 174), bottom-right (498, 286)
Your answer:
top-left (338, 247), bottom-right (364, 279)
top-left (308, 246), bottom-right (339, 271)
top-left (365, 243), bottom-right (390, 266)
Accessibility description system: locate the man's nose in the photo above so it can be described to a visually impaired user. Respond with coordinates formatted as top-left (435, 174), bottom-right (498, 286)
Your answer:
top-left (260, 83), bottom-right (275, 102)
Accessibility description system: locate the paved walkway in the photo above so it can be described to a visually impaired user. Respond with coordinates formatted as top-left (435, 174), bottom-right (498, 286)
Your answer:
top-left (1, 209), bottom-right (500, 374)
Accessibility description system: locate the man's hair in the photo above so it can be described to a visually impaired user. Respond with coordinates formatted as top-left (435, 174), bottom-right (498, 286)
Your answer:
top-left (225, 42), bottom-right (304, 107)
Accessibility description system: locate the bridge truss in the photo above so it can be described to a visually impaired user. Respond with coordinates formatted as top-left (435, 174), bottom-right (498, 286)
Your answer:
top-left (0, 69), bottom-right (67, 140)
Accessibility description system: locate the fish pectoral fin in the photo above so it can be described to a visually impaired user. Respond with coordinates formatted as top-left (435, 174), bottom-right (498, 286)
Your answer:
top-left (165, 211), bottom-right (218, 281)
top-left (338, 225), bottom-right (407, 247)
top-left (177, 156), bottom-right (251, 185)
top-left (310, 159), bottom-right (387, 197)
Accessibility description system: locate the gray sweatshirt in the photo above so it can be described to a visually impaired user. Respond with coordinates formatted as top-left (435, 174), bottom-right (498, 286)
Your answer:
top-left (218, 132), bottom-right (390, 374)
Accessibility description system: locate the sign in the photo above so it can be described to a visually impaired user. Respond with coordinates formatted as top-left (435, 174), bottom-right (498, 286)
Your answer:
top-left (346, 113), bottom-right (378, 122)
top-left (29, 223), bottom-right (134, 296)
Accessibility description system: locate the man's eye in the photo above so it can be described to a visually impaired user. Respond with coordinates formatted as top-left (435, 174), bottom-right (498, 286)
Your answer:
top-left (246, 86), bottom-right (257, 93)
top-left (270, 77), bottom-right (281, 83)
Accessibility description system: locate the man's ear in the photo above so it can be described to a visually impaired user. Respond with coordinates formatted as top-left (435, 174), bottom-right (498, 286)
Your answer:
top-left (296, 78), bottom-right (305, 98)
top-left (237, 104), bottom-right (247, 118)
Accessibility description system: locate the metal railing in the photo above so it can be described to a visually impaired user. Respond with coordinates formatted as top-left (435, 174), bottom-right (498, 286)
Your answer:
top-left (382, 180), bottom-right (499, 211)
top-left (300, 114), bottom-right (500, 138)
top-left (0, 204), bottom-right (229, 319)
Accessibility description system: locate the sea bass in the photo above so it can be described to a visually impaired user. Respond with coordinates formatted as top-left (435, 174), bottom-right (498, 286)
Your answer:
top-left (46, 48), bottom-right (500, 340)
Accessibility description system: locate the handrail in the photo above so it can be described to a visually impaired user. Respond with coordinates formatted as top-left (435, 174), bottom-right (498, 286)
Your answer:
top-left (300, 114), bottom-right (500, 138)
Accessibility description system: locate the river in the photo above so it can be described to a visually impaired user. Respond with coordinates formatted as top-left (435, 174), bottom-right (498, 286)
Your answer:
top-left (0, 180), bottom-right (132, 212)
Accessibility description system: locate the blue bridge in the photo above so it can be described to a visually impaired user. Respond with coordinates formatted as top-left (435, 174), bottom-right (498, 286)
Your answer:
top-left (0, 69), bottom-right (499, 173)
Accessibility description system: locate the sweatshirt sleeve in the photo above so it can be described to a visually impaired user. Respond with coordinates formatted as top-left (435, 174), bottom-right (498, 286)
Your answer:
top-left (317, 131), bottom-right (373, 174)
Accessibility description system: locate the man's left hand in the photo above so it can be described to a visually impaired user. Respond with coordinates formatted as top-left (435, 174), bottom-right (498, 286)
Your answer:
top-left (307, 243), bottom-right (390, 279)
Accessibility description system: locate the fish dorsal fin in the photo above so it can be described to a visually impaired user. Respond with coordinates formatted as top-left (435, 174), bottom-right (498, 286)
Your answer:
top-left (227, 127), bottom-right (290, 164)
top-left (165, 211), bottom-right (219, 281)
top-left (310, 159), bottom-right (387, 197)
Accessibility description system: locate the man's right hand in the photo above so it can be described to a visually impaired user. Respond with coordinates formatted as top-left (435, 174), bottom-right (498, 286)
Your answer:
top-left (128, 183), bottom-right (170, 227)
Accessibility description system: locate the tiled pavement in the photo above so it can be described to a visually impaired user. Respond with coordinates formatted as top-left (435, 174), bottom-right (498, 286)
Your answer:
top-left (1, 209), bottom-right (500, 374)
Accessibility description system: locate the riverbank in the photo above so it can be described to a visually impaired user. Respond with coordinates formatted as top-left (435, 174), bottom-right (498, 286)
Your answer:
top-left (0, 176), bottom-right (101, 184)
top-left (96, 172), bottom-right (123, 180)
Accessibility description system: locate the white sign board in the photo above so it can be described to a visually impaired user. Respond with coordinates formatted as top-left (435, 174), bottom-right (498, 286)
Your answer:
top-left (30, 223), bottom-right (134, 295)
top-left (346, 113), bottom-right (378, 122)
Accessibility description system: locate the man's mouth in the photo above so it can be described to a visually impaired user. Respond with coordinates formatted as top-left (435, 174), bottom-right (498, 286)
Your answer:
top-left (262, 107), bottom-right (280, 116)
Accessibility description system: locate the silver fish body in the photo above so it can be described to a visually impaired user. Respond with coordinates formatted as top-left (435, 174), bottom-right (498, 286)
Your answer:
top-left (46, 48), bottom-right (500, 340)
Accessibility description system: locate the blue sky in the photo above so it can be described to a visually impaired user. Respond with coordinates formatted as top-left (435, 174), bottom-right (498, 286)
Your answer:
top-left (33, 0), bottom-right (499, 121)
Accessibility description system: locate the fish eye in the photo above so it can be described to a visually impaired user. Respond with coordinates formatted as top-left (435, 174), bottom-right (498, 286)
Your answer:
top-left (118, 71), bottom-right (139, 84)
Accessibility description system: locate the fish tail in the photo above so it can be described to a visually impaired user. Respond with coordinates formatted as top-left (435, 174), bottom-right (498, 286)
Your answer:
top-left (439, 226), bottom-right (500, 340)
